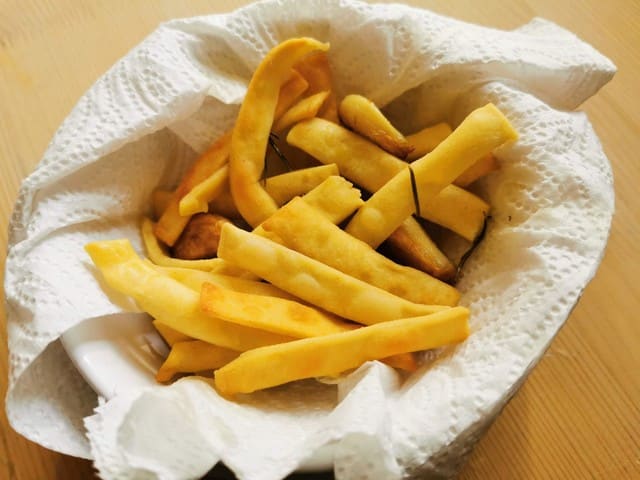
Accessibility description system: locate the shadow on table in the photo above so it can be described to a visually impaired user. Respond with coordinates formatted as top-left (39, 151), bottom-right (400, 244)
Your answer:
top-left (204, 463), bottom-right (333, 480)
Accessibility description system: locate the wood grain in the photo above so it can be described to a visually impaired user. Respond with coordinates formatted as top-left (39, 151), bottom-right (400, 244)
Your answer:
top-left (1, 1), bottom-right (638, 479)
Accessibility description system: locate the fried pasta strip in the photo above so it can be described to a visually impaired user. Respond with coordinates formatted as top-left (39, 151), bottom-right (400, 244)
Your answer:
top-left (386, 219), bottom-right (455, 280)
top-left (416, 184), bottom-right (490, 242)
top-left (154, 70), bottom-right (309, 245)
top-left (85, 239), bottom-right (293, 351)
top-left (209, 175), bottom-right (362, 277)
top-left (281, 174), bottom-right (363, 224)
top-left (263, 164), bottom-right (339, 206)
top-left (346, 104), bottom-right (518, 247)
top-left (157, 267), bottom-right (296, 300)
top-left (178, 165), bottom-right (229, 216)
top-left (294, 51), bottom-right (339, 122)
top-left (151, 189), bottom-right (173, 219)
top-left (155, 131), bottom-right (232, 246)
top-left (153, 320), bottom-right (191, 346)
top-left (200, 283), bottom-right (356, 338)
top-left (156, 340), bottom-right (239, 382)
top-left (215, 307), bottom-right (470, 396)
top-left (142, 217), bottom-right (232, 271)
top-left (454, 153), bottom-right (499, 187)
top-left (230, 38), bottom-right (329, 227)
top-left (338, 94), bottom-right (413, 158)
top-left (217, 223), bottom-right (447, 325)
top-left (273, 90), bottom-right (330, 133)
top-left (287, 118), bottom-right (490, 241)
top-left (273, 69), bottom-right (310, 119)
top-left (260, 197), bottom-right (460, 306)
top-left (406, 122), bottom-right (452, 160)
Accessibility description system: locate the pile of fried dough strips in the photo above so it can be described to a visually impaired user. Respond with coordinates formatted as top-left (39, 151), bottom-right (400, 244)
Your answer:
top-left (86, 38), bottom-right (518, 398)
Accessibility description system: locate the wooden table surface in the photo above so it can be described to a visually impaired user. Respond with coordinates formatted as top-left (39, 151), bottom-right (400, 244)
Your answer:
top-left (1, 1), bottom-right (638, 479)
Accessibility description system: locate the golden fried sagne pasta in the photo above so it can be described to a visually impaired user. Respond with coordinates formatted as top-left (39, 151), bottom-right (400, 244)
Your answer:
top-left (229, 38), bottom-right (329, 227)
top-left (260, 197), bottom-right (460, 306)
top-left (346, 103), bottom-right (517, 247)
top-left (386, 219), bottom-right (456, 280)
top-left (86, 37), bottom-right (519, 396)
top-left (178, 165), bottom-right (229, 217)
top-left (293, 51), bottom-right (339, 122)
top-left (273, 90), bottom-right (330, 133)
top-left (156, 340), bottom-right (239, 382)
top-left (172, 213), bottom-right (230, 260)
top-left (85, 239), bottom-right (293, 351)
top-left (153, 320), bottom-right (191, 346)
top-left (142, 217), bottom-right (231, 271)
top-left (263, 164), bottom-right (339, 206)
top-left (405, 122), bottom-right (452, 160)
top-left (454, 153), bottom-right (499, 187)
top-left (151, 189), bottom-right (173, 219)
top-left (287, 118), bottom-right (490, 241)
top-left (155, 130), bottom-right (232, 246)
top-left (217, 223), bottom-right (448, 325)
top-left (154, 69), bottom-right (309, 245)
top-left (209, 175), bottom-right (362, 277)
top-left (157, 267), bottom-right (296, 300)
top-left (215, 307), bottom-right (470, 396)
top-left (200, 282), bottom-right (356, 338)
top-left (339, 94), bottom-right (413, 158)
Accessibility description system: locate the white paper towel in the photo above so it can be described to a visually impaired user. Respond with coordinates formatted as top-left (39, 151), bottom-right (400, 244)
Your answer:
top-left (4, 0), bottom-right (615, 478)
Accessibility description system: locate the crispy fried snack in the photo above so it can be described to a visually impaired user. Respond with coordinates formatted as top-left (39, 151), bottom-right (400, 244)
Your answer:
top-left (153, 320), bottom-right (191, 346)
top-left (287, 118), bottom-right (489, 241)
top-left (338, 94), bottom-right (413, 158)
top-left (273, 90), bottom-right (330, 133)
top-left (119, 258), bottom-right (418, 381)
top-left (406, 122), bottom-right (452, 160)
top-left (156, 340), bottom-right (239, 382)
top-left (282, 174), bottom-right (362, 224)
top-left (209, 176), bottom-right (361, 277)
top-left (142, 217), bottom-right (230, 271)
top-left (229, 38), bottom-right (329, 227)
top-left (215, 307), bottom-right (470, 396)
top-left (172, 213), bottom-right (230, 260)
top-left (212, 167), bottom-right (359, 223)
top-left (454, 153), bottom-right (499, 187)
top-left (155, 130), bottom-right (232, 246)
top-left (85, 239), bottom-right (293, 351)
top-left (346, 104), bottom-right (518, 247)
top-left (260, 197), bottom-right (460, 306)
top-left (157, 267), bottom-right (296, 300)
top-left (263, 164), bottom-right (339, 206)
top-left (381, 353), bottom-right (419, 372)
top-left (273, 69), bottom-right (310, 119)
top-left (155, 70), bottom-right (309, 245)
top-left (293, 51), bottom-right (339, 122)
top-left (217, 223), bottom-right (447, 325)
top-left (418, 186), bottom-right (490, 242)
top-left (201, 282), bottom-right (356, 338)
top-left (288, 117), bottom-right (401, 188)
top-left (178, 165), bottom-right (229, 216)
top-left (209, 175), bottom-right (362, 277)
top-left (386, 219), bottom-right (455, 280)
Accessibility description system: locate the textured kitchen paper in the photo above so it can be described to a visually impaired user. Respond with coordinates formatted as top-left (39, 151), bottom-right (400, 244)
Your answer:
top-left (4, 0), bottom-right (615, 478)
